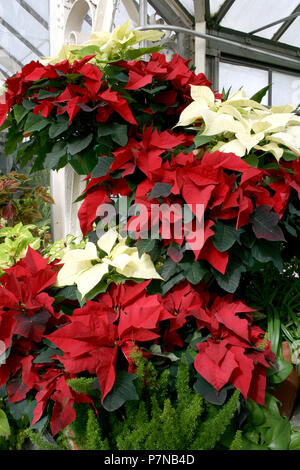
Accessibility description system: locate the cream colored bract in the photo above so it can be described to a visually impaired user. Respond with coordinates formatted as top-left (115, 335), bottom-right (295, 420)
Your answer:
top-left (44, 21), bottom-right (163, 65)
top-left (177, 86), bottom-right (300, 161)
top-left (56, 229), bottom-right (162, 298)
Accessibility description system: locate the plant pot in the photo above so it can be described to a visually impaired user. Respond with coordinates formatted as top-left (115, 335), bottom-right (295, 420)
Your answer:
top-left (273, 341), bottom-right (300, 419)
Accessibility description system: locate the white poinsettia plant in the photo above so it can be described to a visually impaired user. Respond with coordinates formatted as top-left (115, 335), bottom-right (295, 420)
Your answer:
top-left (177, 85), bottom-right (300, 161)
top-left (56, 228), bottom-right (162, 298)
top-left (45, 20), bottom-right (163, 65)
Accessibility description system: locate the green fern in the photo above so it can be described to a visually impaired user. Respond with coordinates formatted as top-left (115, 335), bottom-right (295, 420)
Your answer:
top-left (84, 409), bottom-right (109, 450)
top-left (191, 389), bottom-right (240, 450)
top-left (70, 356), bottom-right (240, 450)
top-left (230, 430), bottom-right (244, 450)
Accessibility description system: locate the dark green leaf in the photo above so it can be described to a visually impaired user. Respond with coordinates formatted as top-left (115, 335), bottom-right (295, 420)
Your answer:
top-left (214, 257), bottom-right (246, 293)
top-left (33, 346), bottom-right (63, 364)
top-left (194, 374), bottom-right (230, 405)
top-left (213, 220), bottom-right (241, 252)
top-left (49, 115), bottom-right (69, 139)
top-left (250, 85), bottom-right (270, 103)
top-left (244, 154), bottom-right (259, 167)
top-left (141, 85), bottom-right (167, 95)
top-left (13, 104), bottom-right (29, 124)
top-left (159, 257), bottom-right (178, 282)
top-left (102, 371), bottom-right (138, 412)
top-left (136, 238), bottom-right (156, 257)
top-left (24, 113), bottom-right (50, 133)
top-left (149, 182), bottom-right (172, 200)
top-left (7, 399), bottom-right (28, 421)
top-left (56, 285), bottom-right (78, 301)
top-left (37, 89), bottom-right (58, 99)
top-left (251, 240), bottom-right (283, 271)
top-left (98, 123), bottom-right (128, 146)
top-left (22, 99), bottom-right (36, 110)
top-left (91, 156), bottom-right (114, 177)
top-left (4, 131), bottom-right (23, 155)
top-left (180, 260), bottom-right (207, 285)
top-left (250, 206), bottom-right (286, 242)
top-left (69, 149), bottom-right (98, 174)
top-left (194, 133), bottom-right (213, 148)
top-left (282, 150), bottom-right (299, 161)
top-left (44, 142), bottom-right (67, 170)
top-left (267, 357), bottom-right (293, 384)
top-left (161, 271), bottom-right (185, 296)
top-left (67, 133), bottom-right (93, 155)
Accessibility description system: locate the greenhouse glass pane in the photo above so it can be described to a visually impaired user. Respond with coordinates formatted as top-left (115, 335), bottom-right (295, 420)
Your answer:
top-left (114, 1), bottom-right (134, 28)
top-left (279, 17), bottom-right (300, 48)
top-left (0, 0), bottom-right (49, 61)
top-left (24, 0), bottom-right (49, 23)
top-left (219, 62), bottom-right (269, 104)
top-left (178, 0), bottom-right (194, 14)
top-left (272, 71), bottom-right (300, 107)
top-left (220, 0), bottom-right (299, 36)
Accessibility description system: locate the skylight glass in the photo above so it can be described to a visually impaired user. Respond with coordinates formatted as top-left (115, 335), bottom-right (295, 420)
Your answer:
top-left (178, 0), bottom-right (194, 15)
top-left (220, 0), bottom-right (299, 38)
top-left (24, 0), bottom-right (49, 23)
top-left (279, 16), bottom-right (300, 48)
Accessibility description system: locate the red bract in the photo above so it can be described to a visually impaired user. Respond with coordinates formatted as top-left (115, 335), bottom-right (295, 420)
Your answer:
top-left (118, 53), bottom-right (222, 102)
top-left (193, 294), bottom-right (275, 405)
top-left (31, 367), bottom-right (94, 436)
top-left (109, 127), bottom-right (190, 178)
top-left (46, 281), bottom-right (172, 401)
top-left (0, 248), bottom-right (64, 386)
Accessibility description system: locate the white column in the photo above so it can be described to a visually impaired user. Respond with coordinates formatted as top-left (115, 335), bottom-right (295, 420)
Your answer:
top-left (194, 0), bottom-right (206, 74)
top-left (50, 0), bottom-right (116, 241)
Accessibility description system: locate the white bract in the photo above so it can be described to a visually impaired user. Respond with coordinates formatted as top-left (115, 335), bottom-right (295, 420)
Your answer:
top-left (177, 86), bottom-right (300, 161)
top-left (56, 229), bottom-right (162, 298)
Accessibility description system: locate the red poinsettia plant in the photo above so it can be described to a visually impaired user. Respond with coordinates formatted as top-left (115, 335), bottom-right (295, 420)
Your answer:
top-left (0, 32), bottom-right (299, 441)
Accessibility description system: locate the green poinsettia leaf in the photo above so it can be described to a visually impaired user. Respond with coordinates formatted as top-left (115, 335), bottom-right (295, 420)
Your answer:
top-left (24, 113), bottom-right (50, 133)
top-left (194, 374), bottom-right (231, 405)
top-left (180, 260), bottom-right (208, 285)
top-left (214, 257), bottom-right (246, 293)
top-left (91, 156), bottom-right (114, 178)
top-left (149, 182), bottom-right (172, 200)
top-left (67, 134), bottom-right (93, 156)
top-left (44, 142), bottom-right (67, 170)
top-left (13, 104), bottom-right (29, 124)
top-left (102, 370), bottom-right (138, 412)
top-left (213, 220), bottom-right (242, 252)
top-left (250, 206), bottom-right (286, 242)
top-left (194, 133), bottom-right (213, 148)
top-left (49, 115), bottom-right (69, 139)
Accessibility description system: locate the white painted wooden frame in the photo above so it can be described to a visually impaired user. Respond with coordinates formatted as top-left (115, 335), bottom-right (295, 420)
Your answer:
top-left (49, 0), bottom-right (119, 240)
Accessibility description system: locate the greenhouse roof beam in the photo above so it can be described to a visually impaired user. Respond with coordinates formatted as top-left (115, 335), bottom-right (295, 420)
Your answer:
top-left (205, 0), bottom-right (211, 22)
top-left (0, 67), bottom-right (8, 79)
top-left (0, 46), bottom-right (24, 71)
top-left (15, 0), bottom-right (48, 29)
top-left (250, 11), bottom-right (300, 35)
top-left (147, 0), bottom-right (193, 27)
top-left (0, 18), bottom-right (43, 58)
top-left (213, 0), bottom-right (236, 24)
top-left (272, 3), bottom-right (300, 41)
top-left (137, 24), bottom-right (300, 72)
